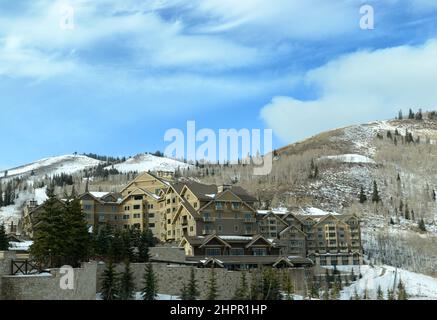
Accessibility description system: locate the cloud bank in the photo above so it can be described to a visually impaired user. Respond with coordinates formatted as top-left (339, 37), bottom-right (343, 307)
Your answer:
top-left (261, 39), bottom-right (437, 143)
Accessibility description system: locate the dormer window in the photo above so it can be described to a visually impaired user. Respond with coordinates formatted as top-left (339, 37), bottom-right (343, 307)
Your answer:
top-left (215, 202), bottom-right (224, 210)
top-left (231, 202), bottom-right (240, 210)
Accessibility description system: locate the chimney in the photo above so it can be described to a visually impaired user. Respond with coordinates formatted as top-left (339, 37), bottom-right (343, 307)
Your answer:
top-left (218, 185), bottom-right (232, 193)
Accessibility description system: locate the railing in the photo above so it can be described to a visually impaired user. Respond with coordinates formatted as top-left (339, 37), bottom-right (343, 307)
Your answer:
top-left (10, 260), bottom-right (41, 275)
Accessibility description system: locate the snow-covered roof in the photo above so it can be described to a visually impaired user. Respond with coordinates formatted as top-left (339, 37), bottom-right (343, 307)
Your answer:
top-left (90, 192), bottom-right (110, 198)
top-left (219, 235), bottom-right (253, 241)
top-left (300, 207), bottom-right (340, 216)
top-left (9, 241), bottom-right (33, 251)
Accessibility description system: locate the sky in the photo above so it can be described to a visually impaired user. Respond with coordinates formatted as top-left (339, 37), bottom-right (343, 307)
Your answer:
top-left (1, 0), bottom-right (437, 169)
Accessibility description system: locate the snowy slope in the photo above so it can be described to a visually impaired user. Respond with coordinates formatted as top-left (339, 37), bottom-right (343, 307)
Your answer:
top-left (105, 153), bottom-right (192, 173)
top-left (327, 265), bottom-right (437, 300)
top-left (0, 154), bottom-right (102, 179)
top-left (0, 187), bottom-right (48, 227)
top-left (320, 154), bottom-right (375, 164)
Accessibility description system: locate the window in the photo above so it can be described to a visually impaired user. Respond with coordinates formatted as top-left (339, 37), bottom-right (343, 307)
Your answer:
top-left (172, 198), bottom-right (176, 203)
top-left (112, 206), bottom-right (117, 212)
top-left (190, 226), bottom-right (194, 232)
top-left (252, 248), bottom-right (267, 256)
top-left (167, 219), bottom-right (171, 224)
top-left (123, 214), bottom-right (129, 220)
top-left (124, 206), bottom-right (130, 211)
top-left (133, 205), bottom-right (141, 210)
top-left (218, 225), bottom-right (223, 232)
top-left (149, 223), bottom-right (155, 228)
top-left (167, 199), bottom-right (170, 204)
top-left (205, 248), bottom-right (221, 256)
top-left (133, 213), bottom-right (141, 219)
top-left (148, 213), bottom-right (155, 218)
top-left (134, 195), bottom-right (143, 200)
top-left (231, 202), bottom-right (240, 210)
top-left (155, 189), bottom-right (160, 195)
top-left (230, 248), bottom-right (244, 256)
top-left (99, 214), bottom-right (105, 222)
top-left (234, 225), bottom-right (239, 232)
top-left (84, 205), bottom-right (92, 210)
top-left (215, 202), bottom-right (224, 210)
top-left (194, 202), bottom-right (198, 208)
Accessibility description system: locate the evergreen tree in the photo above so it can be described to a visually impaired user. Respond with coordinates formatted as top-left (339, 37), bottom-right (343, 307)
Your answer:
top-left (95, 225), bottom-right (111, 257)
top-left (119, 260), bottom-right (135, 300)
top-left (180, 268), bottom-right (199, 300)
top-left (322, 283), bottom-right (330, 300)
top-left (142, 263), bottom-right (158, 300)
top-left (0, 183), bottom-right (3, 207)
top-left (359, 186), bottom-right (367, 203)
top-left (101, 261), bottom-right (119, 300)
top-left (387, 288), bottom-right (395, 300)
top-left (64, 195), bottom-right (90, 267)
top-left (418, 218), bottom-right (427, 232)
top-left (397, 279), bottom-right (408, 300)
top-left (262, 268), bottom-right (281, 300)
top-left (398, 109), bottom-right (403, 120)
top-left (109, 230), bottom-right (124, 262)
top-left (377, 285), bottom-right (384, 300)
top-left (372, 181), bottom-right (381, 203)
top-left (206, 268), bottom-right (219, 300)
top-left (408, 108), bottom-right (414, 119)
top-left (137, 230), bottom-right (150, 262)
top-left (330, 282), bottom-right (340, 300)
top-left (0, 224), bottom-right (9, 250)
top-left (30, 185), bottom-right (69, 267)
top-left (233, 272), bottom-right (249, 300)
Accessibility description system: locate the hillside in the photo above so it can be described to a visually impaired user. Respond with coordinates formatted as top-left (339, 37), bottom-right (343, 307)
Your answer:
top-left (0, 154), bottom-right (103, 180)
top-left (187, 116), bottom-right (437, 276)
top-left (104, 153), bottom-right (192, 173)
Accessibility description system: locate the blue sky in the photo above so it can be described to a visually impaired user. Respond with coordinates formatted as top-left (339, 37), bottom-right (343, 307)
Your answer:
top-left (1, 0), bottom-right (437, 169)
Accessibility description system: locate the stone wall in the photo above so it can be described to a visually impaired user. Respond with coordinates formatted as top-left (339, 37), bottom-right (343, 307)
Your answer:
top-left (149, 246), bottom-right (186, 263)
top-left (96, 262), bottom-right (309, 300)
top-left (0, 251), bottom-right (97, 300)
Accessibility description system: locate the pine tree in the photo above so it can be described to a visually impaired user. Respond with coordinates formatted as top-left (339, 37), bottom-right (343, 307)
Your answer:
top-left (397, 279), bottom-right (408, 300)
top-left (64, 195), bottom-right (90, 267)
top-left (109, 230), bottom-right (124, 262)
top-left (377, 285), bottom-right (384, 300)
top-left (387, 288), bottom-right (395, 300)
top-left (142, 263), bottom-right (158, 300)
top-left (137, 230), bottom-right (150, 262)
top-left (398, 109), bottom-right (403, 120)
top-left (101, 261), bottom-right (119, 300)
top-left (0, 224), bottom-right (9, 250)
top-left (359, 186), bottom-right (367, 203)
top-left (95, 225), bottom-right (111, 257)
top-left (119, 260), bottom-right (135, 300)
top-left (180, 268), bottom-right (199, 300)
top-left (233, 272), bottom-right (249, 300)
top-left (372, 181), bottom-right (381, 203)
top-left (0, 183), bottom-right (3, 207)
top-left (262, 268), bottom-right (281, 300)
top-left (206, 268), bottom-right (219, 300)
top-left (30, 185), bottom-right (69, 267)
top-left (418, 218), bottom-right (427, 232)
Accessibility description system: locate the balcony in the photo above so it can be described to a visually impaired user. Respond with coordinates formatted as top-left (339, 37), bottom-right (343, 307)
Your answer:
top-left (203, 217), bottom-right (216, 222)
top-left (243, 218), bottom-right (256, 223)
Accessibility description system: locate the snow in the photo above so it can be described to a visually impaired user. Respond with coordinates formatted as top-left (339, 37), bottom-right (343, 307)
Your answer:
top-left (331, 265), bottom-right (437, 300)
top-left (96, 292), bottom-right (180, 300)
top-left (0, 154), bottom-right (102, 179)
top-left (106, 153), bottom-right (192, 173)
top-left (321, 154), bottom-right (375, 164)
top-left (90, 192), bottom-right (109, 198)
top-left (9, 241), bottom-right (33, 251)
top-left (220, 235), bottom-right (253, 241)
top-left (301, 207), bottom-right (340, 216)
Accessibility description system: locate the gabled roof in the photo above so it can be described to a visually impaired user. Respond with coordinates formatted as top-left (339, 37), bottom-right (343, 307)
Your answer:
top-left (119, 171), bottom-right (168, 193)
top-left (258, 212), bottom-right (288, 226)
top-left (199, 234), bottom-right (232, 248)
top-left (279, 225), bottom-right (307, 237)
top-left (313, 214), bottom-right (347, 228)
top-left (245, 234), bottom-right (273, 248)
top-left (182, 181), bottom-right (218, 201)
top-left (171, 199), bottom-right (199, 224)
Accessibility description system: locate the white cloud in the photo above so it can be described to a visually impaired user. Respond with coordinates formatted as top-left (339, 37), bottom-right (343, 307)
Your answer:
top-left (261, 39), bottom-right (437, 143)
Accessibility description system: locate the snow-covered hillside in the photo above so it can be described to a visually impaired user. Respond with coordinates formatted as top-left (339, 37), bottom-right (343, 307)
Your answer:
top-left (0, 154), bottom-right (102, 179)
top-left (105, 153), bottom-right (191, 173)
top-left (0, 187), bottom-right (48, 226)
top-left (328, 265), bottom-right (437, 300)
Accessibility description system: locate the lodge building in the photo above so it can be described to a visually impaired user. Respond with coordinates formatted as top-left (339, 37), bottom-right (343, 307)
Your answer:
top-left (21, 171), bottom-right (363, 266)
